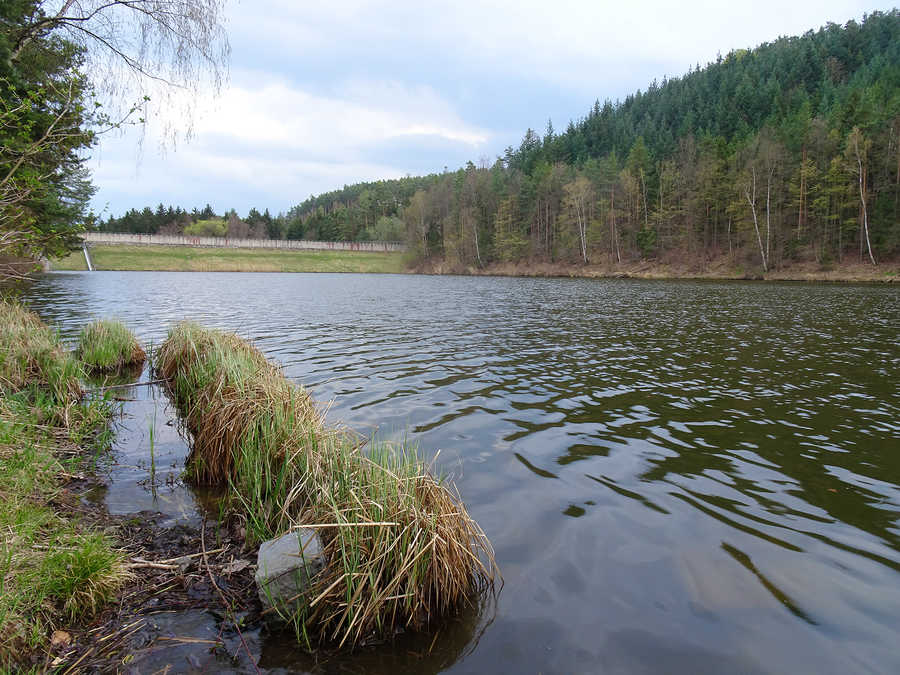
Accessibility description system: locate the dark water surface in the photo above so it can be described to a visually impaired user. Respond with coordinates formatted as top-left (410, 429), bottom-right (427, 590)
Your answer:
top-left (20, 271), bottom-right (900, 674)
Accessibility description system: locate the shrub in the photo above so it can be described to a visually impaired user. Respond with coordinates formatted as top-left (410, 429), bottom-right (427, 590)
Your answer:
top-left (184, 218), bottom-right (227, 237)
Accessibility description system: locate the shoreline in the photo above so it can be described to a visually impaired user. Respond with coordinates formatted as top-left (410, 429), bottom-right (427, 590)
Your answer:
top-left (414, 258), bottom-right (900, 284)
top-left (0, 304), bottom-right (261, 671)
top-left (45, 245), bottom-right (899, 283)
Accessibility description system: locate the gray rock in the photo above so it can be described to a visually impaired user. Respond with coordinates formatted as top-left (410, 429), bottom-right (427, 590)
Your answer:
top-left (255, 528), bottom-right (326, 617)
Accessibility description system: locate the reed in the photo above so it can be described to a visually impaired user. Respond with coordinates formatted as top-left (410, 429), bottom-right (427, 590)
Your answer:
top-left (76, 319), bottom-right (146, 372)
top-left (155, 322), bottom-right (496, 646)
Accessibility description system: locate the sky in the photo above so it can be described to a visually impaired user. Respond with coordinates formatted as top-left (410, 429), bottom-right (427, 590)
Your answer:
top-left (88, 0), bottom-right (894, 219)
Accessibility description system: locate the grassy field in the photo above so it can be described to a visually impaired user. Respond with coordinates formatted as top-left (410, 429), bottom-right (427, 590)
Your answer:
top-left (52, 244), bottom-right (407, 273)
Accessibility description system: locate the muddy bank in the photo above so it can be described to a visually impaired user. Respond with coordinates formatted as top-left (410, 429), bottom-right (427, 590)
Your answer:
top-left (21, 367), bottom-right (263, 673)
top-left (414, 256), bottom-right (900, 283)
top-left (45, 493), bottom-right (262, 673)
top-left (51, 474), bottom-right (492, 674)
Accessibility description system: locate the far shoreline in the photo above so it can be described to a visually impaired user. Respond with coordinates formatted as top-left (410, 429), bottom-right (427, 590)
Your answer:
top-left (414, 259), bottom-right (900, 284)
top-left (48, 244), bottom-right (898, 284)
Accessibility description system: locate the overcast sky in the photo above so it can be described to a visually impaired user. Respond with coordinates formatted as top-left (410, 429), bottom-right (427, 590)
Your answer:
top-left (89, 0), bottom-right (893, 219)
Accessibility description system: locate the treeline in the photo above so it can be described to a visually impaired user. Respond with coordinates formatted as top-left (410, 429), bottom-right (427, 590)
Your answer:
top-left (100, 204), bottom-right (283, 239)
top-left (292, 11), bottom-right (900, 270)
top-left (98, 196), bottom-right (410, 242)
top-left (282, 175), bottom-right (440, 242)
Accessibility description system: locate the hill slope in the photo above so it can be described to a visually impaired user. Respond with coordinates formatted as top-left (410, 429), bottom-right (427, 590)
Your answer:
top-left (287, 11), bottom-right (900, 273)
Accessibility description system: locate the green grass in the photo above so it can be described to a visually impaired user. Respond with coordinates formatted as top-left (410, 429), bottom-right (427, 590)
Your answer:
top-left (77, 319), bottom-right (145, 372)
top-left (156, 322), bottom-right (495, 647)
top-left (52, 244), bottom-right (406, 273)
top-left (0, 399), bottom-right (128, 666)
top-left (0, 301), bottom-right (82, 405)
top-left (0, 301), bottom-right (129, 668)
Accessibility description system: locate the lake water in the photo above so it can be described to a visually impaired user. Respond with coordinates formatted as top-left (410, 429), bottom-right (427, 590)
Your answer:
top-left (19, 271), bottom-right (900, 674)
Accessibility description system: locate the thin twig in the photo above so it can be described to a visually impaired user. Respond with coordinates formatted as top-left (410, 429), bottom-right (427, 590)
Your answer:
top-left (128, 558), bottom-right (178, 570)
top-left (155, 547), bottom-right (224, 564)
top-left (84, 378), bottom-right (166, 394)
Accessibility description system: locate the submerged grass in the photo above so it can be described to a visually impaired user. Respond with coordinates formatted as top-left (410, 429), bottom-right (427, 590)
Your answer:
top-left (77, 319), bottom-right (145, 372)
top-left (0, 300), bottom-right (129, 669)
top-left (156, 322), bottom-right (496, 646)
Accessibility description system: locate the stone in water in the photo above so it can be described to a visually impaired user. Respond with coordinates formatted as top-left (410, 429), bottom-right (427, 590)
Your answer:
top-left (255, 528), bottom-right (325, 616)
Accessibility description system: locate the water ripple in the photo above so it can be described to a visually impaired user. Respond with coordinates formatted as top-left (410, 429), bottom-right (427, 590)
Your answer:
top-left (20, 271), bottom-right (900, 674)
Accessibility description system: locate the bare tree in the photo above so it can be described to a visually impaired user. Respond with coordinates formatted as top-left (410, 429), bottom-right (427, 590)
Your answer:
top-left (404, 190), bottom-right (429, 258)
top-left (847, 127), bottom-right (876, 265)
top-left (11, 1), bottom-right (230, 145)
top-left (1, 2), bottom-right (230, 272)
top-left (563, 175), bottom-right (592, 263)
top-left (744, 166), bottom-right (768, 273)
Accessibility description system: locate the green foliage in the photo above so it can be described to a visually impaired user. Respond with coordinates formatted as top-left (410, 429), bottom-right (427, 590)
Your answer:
top-left (77, 319), bottom-right (145, 372)
top-left (183, 218), bottom-right (227, 237)
top-left (37, 532), bottom-right (125, 619)
top-left (0, 300), bottom-right (82, 404)
top-left (359, 215), bottom-right (405, 242)
top-left (0, 303), bottom-right (126, 667)
top-left (0, 2), bottom-right (100, 262)
top-left (2, 1), bottom-right (229, 264)
top-left (636, 227), bottom-right (658, 258)
top-left (0, 399), bottom-right (126, 666)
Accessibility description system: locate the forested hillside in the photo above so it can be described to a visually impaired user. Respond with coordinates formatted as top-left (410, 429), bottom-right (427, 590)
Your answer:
top-left (289, 11), bottom-right (900, 272)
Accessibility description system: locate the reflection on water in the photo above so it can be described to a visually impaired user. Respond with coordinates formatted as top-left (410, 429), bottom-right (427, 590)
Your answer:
top-left (20, 271), bottom-right (900, 674)
top-left (85, 363), bottom-right (221, 524)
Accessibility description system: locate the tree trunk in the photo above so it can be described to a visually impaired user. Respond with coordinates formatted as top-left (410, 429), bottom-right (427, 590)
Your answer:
top-left (610, 187), bottom-right (621, 264)
top-left (853, 136), bottom-right (876, 265)
top-left (765, 166), bottom-right (773, 270)
top-left (745, 167), bottom-right (768, 272)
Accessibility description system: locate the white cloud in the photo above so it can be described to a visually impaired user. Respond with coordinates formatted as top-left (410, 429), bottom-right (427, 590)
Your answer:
top-left (90, 74), bottom-right (488, 213)
top-left (194, 77), bottom-right (488, 153)
top-left (231, 0), bottom-right (883, 94)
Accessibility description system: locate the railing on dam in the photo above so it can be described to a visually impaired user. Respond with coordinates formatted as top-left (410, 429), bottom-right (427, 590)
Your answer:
top-left (81, 232), bottom-right (406, 252)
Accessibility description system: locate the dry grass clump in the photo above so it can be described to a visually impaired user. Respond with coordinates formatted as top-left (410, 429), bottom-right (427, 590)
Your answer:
top-left (156, 322), bottom-right (496, 646)
top-left (0, 300), bottom-right (82, 403)
top-left (77, 319), bottom-right (146, 372)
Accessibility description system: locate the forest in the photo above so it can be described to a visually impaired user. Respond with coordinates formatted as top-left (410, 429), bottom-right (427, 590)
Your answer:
top-left (99, 204), bottom-right (284, 239)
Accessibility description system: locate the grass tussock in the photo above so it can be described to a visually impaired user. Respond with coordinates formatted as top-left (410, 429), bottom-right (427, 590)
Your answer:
top-left (0, 301), bottom-right (82, 404)
top-left (0, 301), bottom-right (129, 669)
top-left (156, 322), bottom-right (496, 646)
top-left (77, 319), bottom-right (145, 372)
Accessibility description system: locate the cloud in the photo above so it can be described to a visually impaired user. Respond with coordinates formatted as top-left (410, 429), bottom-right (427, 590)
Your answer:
top-left (195, 77), bottom-right (488, 155)
top-left (90, 74), bottom-right (489, 214)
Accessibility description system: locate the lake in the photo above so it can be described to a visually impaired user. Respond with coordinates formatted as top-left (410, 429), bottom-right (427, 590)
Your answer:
top-left (20, 271), bottom-right (900, 673)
